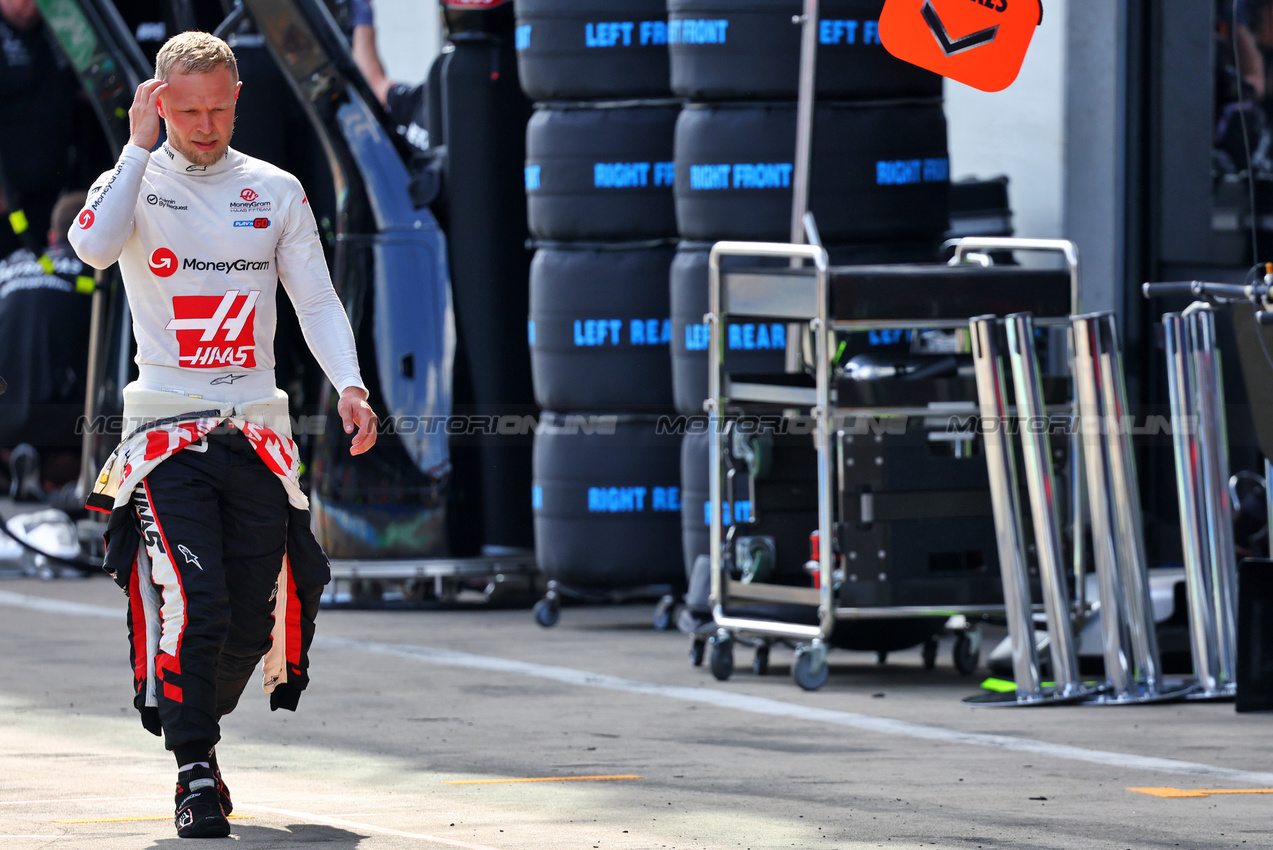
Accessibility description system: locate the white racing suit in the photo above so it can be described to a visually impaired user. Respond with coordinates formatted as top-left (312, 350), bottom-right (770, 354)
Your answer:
top-left (71, 140), bottom-right (366, 751)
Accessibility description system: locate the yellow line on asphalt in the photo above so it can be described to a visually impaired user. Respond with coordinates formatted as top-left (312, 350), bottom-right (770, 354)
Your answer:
top-left (54, 815), bottom-right (255, 824)
top-left (443, 775), bottom-right (643, 786)
top-left (1130, 787), bottom-right (1273, 798)
top-left (0, 795), bottom-right (168, 806)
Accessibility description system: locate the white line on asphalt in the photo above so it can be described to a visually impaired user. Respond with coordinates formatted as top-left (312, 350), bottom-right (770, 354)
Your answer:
top-left (0, 837), bottom-right (70, 840)
top-left (0, 591), bottom-right (119, 620)
top-left (235, 804), bottom-right (503, 849)
top-left (316, 635), bottom-right (1273, 788)
top-left (6, 592), bottom-right (1273, 789)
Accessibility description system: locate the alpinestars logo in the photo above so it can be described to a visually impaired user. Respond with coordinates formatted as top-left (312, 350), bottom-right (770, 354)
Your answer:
top-left (166, 290), bottom-right (260, 368)
top-left (149, 247), bottom-right (178, 277)
top-left (178, 544), bottom-right (203, 570)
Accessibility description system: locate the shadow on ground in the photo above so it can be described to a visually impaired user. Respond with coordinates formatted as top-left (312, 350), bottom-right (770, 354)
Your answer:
top-left (150, 823), bottom-right (367, 846)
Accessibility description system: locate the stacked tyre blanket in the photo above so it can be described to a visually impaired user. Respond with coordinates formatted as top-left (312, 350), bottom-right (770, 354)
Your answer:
top-left (519, 0), bottom-right (683, 595)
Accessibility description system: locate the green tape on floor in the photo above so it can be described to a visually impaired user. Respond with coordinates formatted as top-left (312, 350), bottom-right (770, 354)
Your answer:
top-left (980, 678), bottom-right (1017, 693)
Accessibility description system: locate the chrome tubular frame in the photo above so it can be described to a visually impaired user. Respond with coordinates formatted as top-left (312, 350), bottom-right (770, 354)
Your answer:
top-left (708, 241), bottom-right (831, 644)
top-left (1164, 307), bottom-right (1238, 700)
top-left (963, 314), bottom-right (1097, 707)
top-left (944, 237), bottom-right (1089, 618)
top-left (964, 318), bottom-right (1043, 703)
top-left (1072, 313), bottom-right (1195, 705)
top-left (1005, 312), bottom-right (1093, 698)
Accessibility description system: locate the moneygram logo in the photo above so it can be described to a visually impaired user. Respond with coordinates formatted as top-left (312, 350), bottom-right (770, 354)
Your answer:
top-left (182, 257), bottom-right (271, 273)
top-left (879, 0), bottom-right (1042, 92)
top-left (149, 247), bottom-right (178, 277)
top-left (240, 188), bottom-right (258, 202)
top-left (165, 290), bottom-right (260, 368)
top-left (78, 210), bottom-right (94, 229)
top-left (149, 249), bottom-right (270, 276)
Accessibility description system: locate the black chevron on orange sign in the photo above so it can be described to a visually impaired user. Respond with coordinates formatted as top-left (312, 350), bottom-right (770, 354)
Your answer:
top-left (922, 1), bottom-right (1000, 56)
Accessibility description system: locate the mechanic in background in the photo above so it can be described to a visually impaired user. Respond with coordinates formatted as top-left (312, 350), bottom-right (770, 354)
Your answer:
top-left (0, 191), bottom-right (92, 502)
top-left (0, 0), bottom-right (108, 242)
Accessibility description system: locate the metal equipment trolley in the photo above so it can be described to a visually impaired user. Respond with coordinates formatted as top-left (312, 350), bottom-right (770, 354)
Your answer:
top-left (703, 236), bottom-right (1083, 690)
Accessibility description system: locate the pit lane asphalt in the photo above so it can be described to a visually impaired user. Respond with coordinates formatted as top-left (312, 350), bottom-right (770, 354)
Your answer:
top-left (0, 576), bottom-right (1269, 849)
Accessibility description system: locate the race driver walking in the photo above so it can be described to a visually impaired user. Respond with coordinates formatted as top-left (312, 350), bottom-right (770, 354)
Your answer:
top-left (69, 31), bottom-right (376, 839)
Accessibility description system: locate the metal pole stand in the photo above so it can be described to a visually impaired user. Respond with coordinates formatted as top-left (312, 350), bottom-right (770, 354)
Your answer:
top-left (1072, 313), bottom-right (1196, 704)
top-left (1164, 309), bottom-right (1239, 700)
top-left (964, 316), bottom-right (1096, 706)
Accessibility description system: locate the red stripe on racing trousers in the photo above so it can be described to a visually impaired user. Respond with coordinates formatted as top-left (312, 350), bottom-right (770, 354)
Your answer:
top-left (156, 652), bottom-right (181, 678)
top-left (285, 556), bottom-right (302, 670)
top-left (128, 560), bottom-right (146, 688)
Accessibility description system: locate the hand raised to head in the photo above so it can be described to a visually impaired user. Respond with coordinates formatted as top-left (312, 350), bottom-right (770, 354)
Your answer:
top-left (127, 79), bottom-right (168, 151)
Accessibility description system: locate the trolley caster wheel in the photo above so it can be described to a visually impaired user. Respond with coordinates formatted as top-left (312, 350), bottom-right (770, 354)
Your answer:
top-left (737, 537), bottom-right (776, 584)
top-left (732, 431), bottom-right (773, 479)
top-left (401, 579), bottom-right (432, 603)
top-left (953, 630), bottom-right (981, 676)
top-left (689, 637), bottom-right (706, 667)
top-left (350, 579), bottom-right (385, 604)
top-left (652, 595), bottom-right (677, 631)
top-left (533, 597), bottom-right (560, 628)
top-left (792, 644), bottom-right (829, 691)
top-left (922, 636), bottom-right (939, 671)
top-left (709, 632), bottom-right (734, 681)
top-left (752, 645), bottom-right (770, 676)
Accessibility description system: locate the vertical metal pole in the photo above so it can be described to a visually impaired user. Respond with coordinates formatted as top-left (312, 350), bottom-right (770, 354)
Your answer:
top-left (813, 252), bottom-right (834, 640)
top-left (76, 284), bottom-right (104, 500)
top-left (1066, 243), bottom-right (1088, 619)
top-left (969, 316), bottom-right (1043, 699)
top-left (1071, 314), bottom-right (1135, 697)
top-left (1164, 313), bottom-right (1220, 693)
top-left (1189, 309), bottom-right (1239, 686)
top-left (1071, 432), bottom-right (1088, 618)
top-left (707, 252), bottom-right (725, 613)
top-left (789, 0), bottom-right (819, 259)
top-left (1096, 314), bottom-right (1162, 690)
top-left (1005, 314), bottom-right (1084, 693)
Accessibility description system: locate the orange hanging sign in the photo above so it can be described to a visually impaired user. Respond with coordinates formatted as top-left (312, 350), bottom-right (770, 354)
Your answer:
top-left (878, 0), bottom-right (1043, 93)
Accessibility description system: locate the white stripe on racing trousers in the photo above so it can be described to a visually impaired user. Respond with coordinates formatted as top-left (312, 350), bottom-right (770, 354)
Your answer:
top-left (2, 591), bottom-right (1270, 788)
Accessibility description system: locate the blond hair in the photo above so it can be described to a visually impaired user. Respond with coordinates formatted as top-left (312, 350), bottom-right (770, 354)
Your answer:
top-left (155, 31), bottom-right (239, 82)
